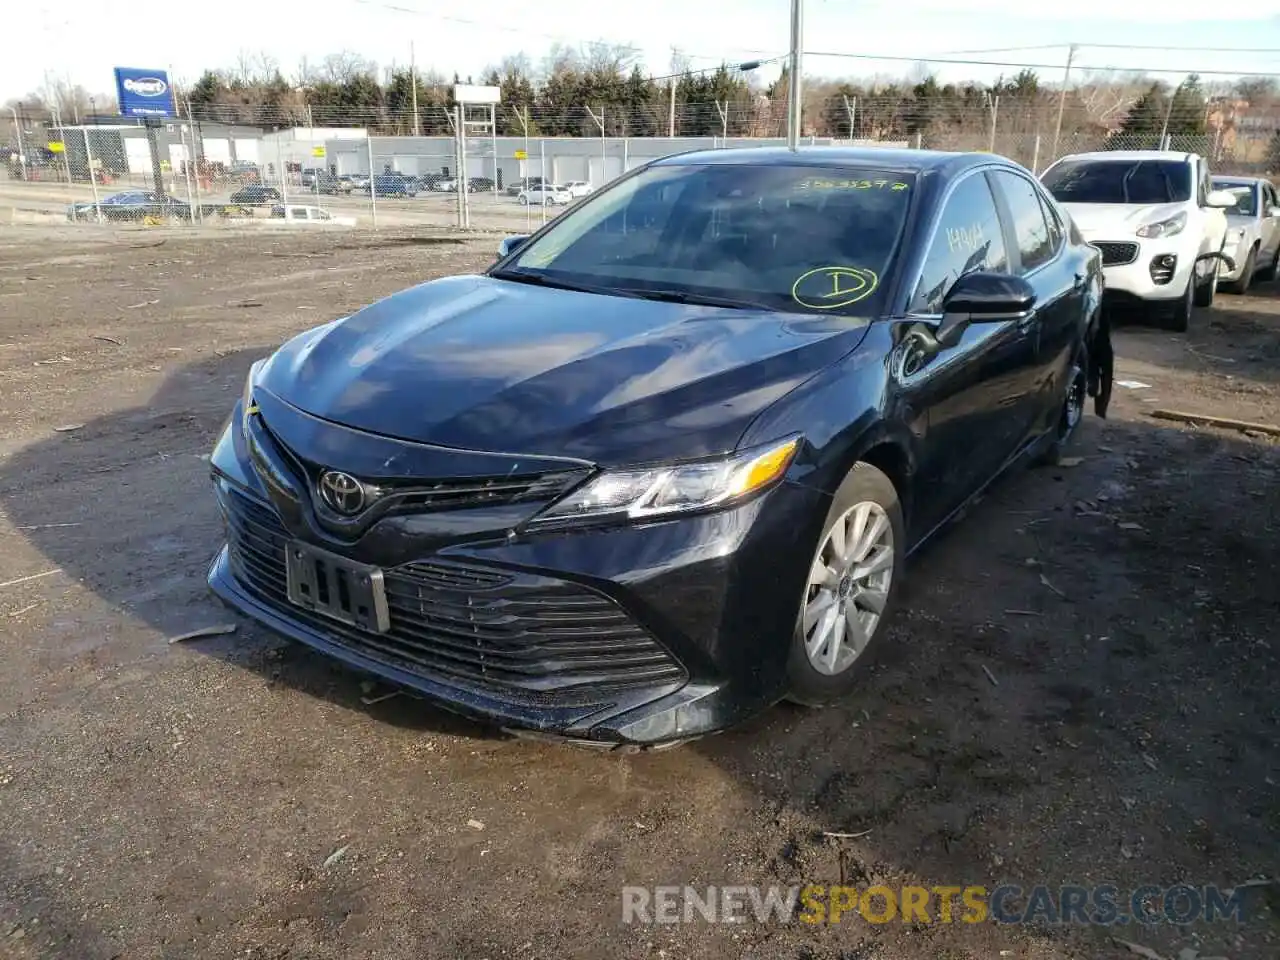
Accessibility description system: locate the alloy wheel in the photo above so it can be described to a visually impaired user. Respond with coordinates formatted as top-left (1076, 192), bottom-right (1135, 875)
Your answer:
top-left (1064, 362), bottom-right (1086, 435)
top-left (802, 501), bottom-right (895, 676)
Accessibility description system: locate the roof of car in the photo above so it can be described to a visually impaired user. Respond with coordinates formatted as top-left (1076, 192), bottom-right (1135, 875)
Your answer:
top-left (1052, 150), bottom-right (1198, 164)
top-left (654, 146), bottom-right (1021, 177)
top-left (1212, 174), bottom-right (1266, 184)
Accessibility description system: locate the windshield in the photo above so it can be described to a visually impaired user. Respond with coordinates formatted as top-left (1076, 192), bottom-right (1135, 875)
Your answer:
top-left (1212, 180), bottom-right (1257, 216)
top-left (1042, 158), bottom-right (1192, 205)
top-left (498, 163), bottom-right (915, 315)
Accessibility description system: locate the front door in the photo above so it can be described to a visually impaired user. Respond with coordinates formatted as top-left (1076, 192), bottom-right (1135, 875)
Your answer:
top-left (896, 170), bottom-right (1041, 540)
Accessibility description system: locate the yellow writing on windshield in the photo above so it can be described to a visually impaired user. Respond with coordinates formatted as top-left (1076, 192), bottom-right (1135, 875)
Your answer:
top-left (791, 266), bottom-right (880, 310)
top-left (796, 178), bottom-right (910, 192)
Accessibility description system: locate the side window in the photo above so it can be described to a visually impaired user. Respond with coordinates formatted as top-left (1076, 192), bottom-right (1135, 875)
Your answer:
top-left (1038, 192), bottom-right (1064, 251)
top-left (909, 174), bottom-right (1009, 314)
top-left (991, 170), bottom-right (1054, 273)
top-left (1265, 183), bottom-right (1278, 213)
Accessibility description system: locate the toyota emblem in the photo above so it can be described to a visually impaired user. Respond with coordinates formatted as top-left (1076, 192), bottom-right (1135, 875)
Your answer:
top-left (318, 470), bottom-right (365, 515)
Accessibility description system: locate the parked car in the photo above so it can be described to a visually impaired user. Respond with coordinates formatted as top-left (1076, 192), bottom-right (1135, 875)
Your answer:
top-left (563, 180), bottom-right (593, 198)
top-left (66, 190), bottom-right (193, 223)
top-left (347, 173), bottom-right (371, 191)
top-left (313, 173), bottom-right (352, 195)
top-left (1039, 150), bottom-right (1235, 331)
top-left (207, 147), bottom-right (1113, 747)
top-left (518, 183), bottom-right (571, 206)
top-left (1209, 176), bottom-right (1280, 294)
top-left (366, 174), bottom-right (417, 197)
top-left (432, 177), bottom-right (460, 192)
top-left (266, 204), bottom-right (357, 227)
top-left (230, 185), bottom-right (282, 206)
top-left (468, 177), bottom-right (496, 192)
top-left (506, 177), bottom-right (545, 197)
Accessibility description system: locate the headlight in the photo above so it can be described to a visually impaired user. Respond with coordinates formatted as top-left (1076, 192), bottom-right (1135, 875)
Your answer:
top-left (1135, 211), bottom-right (1187, 239)
top-left (528, 435), bottom-right (801, 527)
top-left (241, 358), bottom-right (266, 420)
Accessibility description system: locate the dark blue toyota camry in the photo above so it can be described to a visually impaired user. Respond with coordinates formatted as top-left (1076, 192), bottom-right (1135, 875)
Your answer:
top-left (207, 147), bottom-right (1112, 749)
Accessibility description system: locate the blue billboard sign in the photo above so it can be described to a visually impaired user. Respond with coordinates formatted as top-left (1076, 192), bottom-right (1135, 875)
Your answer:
top-left (113, 67), bottom-right (175, 118)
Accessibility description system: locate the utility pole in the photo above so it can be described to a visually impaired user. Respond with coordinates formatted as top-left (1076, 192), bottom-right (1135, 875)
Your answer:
top-left (1050, 43), bottom-right (1076, 163)
top-left (786, 0), bottom-right (804, 150)
top-left (668, 79), bottom-right (676, 138)
top-left (410, 41), bottom-right (420, 137)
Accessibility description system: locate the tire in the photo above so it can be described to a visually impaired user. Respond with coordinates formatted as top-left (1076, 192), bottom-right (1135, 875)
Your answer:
top-left (1193, 258), bottom-right (1217, 308)
top-left (1222, 245), bottom-right (1256, 295)
top-left (519, 196), bottom-right (528, 206)
top-left (1162, 272), bottom-right (1194, 333)
top-left (1033, 358), bottom-right (1087, 467)
top-left (1258, 245), bottom-right (1279, 283)
top-left (785, 461), bottom-right (906, 707)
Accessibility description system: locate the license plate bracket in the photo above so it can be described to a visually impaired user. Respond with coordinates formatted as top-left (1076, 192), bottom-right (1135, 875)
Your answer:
top-left (285, 540), bottom-right (390, 633)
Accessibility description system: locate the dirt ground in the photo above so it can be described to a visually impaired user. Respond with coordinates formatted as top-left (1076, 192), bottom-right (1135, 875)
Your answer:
top-left (0, 225), bottom-right (1277, 960)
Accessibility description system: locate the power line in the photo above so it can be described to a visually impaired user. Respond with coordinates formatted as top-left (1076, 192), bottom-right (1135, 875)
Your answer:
top-left (803, 50), bottom-right (1280, 80)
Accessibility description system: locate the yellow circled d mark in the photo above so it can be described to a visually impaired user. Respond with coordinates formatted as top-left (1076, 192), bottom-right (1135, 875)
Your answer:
top-left (791, 266), bottom-right (880, 310)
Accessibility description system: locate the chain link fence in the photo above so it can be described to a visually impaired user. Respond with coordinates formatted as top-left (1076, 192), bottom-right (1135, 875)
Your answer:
top-left (3, 97), bottom-right (1276, 231)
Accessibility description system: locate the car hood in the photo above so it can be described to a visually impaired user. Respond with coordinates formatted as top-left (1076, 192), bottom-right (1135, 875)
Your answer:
top-left (1057, 201), bottom-right (1187, 238)
top-left (257, 274), bottom-right (871, 466)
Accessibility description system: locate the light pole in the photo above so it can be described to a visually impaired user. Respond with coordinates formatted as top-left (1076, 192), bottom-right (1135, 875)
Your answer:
top-left (786, 0), bottom-right (804, 150)
top-left (10, 105), bottom-right (27, 180)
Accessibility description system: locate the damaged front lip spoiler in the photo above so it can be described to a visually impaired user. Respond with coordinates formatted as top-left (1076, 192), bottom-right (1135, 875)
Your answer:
top-left (1198, 251), bottom-right (1237, 272)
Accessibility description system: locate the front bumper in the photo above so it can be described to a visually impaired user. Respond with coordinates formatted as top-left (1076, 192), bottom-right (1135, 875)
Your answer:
top-left (206, 413), bottom-right (829, 746)
top-left (1090, 235), bottom-right (1196, 301)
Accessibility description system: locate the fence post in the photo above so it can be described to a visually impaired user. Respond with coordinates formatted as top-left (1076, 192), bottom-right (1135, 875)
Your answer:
top-left (1031, 134), bottom-right (1041, 175)
top-left (82, 127), bottom-right (102, 224)
top-left (988, 95), bottom-right (999, 153)
top-left (913, 132), bottom-right (922, 150)
top-left (367, 134), bottom-right (378, 229)
top-left (540, 139), bottom-right (547, 227)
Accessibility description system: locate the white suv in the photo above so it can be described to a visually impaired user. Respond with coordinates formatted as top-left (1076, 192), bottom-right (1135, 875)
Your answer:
top-left (1039, 151), bottom-right (1235, 331)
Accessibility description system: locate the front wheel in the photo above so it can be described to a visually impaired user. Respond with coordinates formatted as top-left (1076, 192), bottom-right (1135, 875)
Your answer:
top-left (1223, 245), bottom-right (1257, 295)
top-left (1193, 258), bottom-right (1218, 308)
top-left (786, 462), bottom-right (906, 707)
top-left (1162, 272), bottom-right (1194, 333)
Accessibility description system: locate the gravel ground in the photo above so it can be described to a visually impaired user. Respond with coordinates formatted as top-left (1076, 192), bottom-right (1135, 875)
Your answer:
top-left (0, 225), bottom-right (1277, 960)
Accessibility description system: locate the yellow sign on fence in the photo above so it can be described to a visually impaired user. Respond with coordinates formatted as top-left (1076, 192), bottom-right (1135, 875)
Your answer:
top-left (514, 149), bottom-right (528, 160)
top-left (47, 141), bottom-right (65, 153)
top-left (312, 146), bottom-right (326, 157)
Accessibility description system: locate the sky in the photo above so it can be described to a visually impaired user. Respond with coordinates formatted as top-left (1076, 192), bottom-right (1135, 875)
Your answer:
top-left (6, 0), bottom-right (1280, 102)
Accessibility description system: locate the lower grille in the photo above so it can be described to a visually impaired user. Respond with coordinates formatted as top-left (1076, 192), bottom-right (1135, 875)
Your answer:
top-left (221, 488), bottom-right (687, 706)
top-left (1092, 241), bottom-right (1139, 266)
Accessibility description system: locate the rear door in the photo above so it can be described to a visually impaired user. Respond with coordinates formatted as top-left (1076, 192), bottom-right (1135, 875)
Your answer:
top-left (988, 168), bottom-right (1079, 446)
top-left (896, 170), bottom-right (1034, 538)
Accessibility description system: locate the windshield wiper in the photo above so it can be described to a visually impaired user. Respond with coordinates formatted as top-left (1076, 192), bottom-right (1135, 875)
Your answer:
top-left (489, 269), bottom-right (630, 298)
top-left (616, 288), bottom-right (771, 310)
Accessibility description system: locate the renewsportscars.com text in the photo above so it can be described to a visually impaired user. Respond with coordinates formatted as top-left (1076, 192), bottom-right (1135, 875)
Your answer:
top-left (621, 884), bottom-right (1250, 926)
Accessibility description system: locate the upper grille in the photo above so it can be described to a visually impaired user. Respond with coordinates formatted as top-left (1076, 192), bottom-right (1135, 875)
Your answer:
top-left (220, 488), bottom-right (686, 706)
top-left (1091, 241), bottom-right (1139, 266)
top-left (256, 418), bottom-right (587, 516)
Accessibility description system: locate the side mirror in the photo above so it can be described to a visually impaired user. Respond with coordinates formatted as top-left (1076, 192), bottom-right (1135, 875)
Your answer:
top-left (498, 234), bottom-right (530, 258)
top-left (936, 272), bottom-right (1037, 347)
top-left (1268, 206), bottom-right (1280, 218)
top-left (1205, 189), bottom-right (1237, 209)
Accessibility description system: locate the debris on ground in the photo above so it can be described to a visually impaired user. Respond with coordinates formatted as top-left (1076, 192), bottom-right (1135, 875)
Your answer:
top-left (167, 623), bottom-right (238, 644)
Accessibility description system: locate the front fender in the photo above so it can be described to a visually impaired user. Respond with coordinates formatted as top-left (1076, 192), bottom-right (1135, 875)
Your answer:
top-left (737, 323), bottom-right (913, 499)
